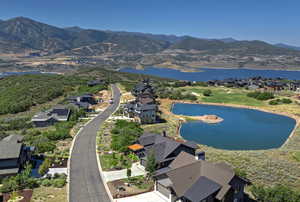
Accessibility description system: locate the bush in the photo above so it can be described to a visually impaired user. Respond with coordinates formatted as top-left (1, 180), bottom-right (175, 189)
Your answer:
top-left (251, 184), bottom-right (300, 202)
top-left (203, 89), bottom-right (212, 96)
top-left (52, 178), bottom-right (66, 188)
top-left (41, 179), bottom-right (52, 187)
top-left (39, 158), bottom-right (52, 176)
top-left (247, 92), bottom-right (274, 100)
top-left (269, 99), bottom-right (280, 105)
top-left (282, 98), bottom-right (292, 104)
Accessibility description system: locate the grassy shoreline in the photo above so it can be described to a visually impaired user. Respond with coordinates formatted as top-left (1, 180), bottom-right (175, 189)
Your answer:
top-left (145, 86), bottom-right (300, 190)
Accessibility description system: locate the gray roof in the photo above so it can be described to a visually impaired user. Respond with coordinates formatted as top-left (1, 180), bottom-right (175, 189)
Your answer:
top-left (157, 151), bottom-right (243, 201)
top-left (184, 176), bottom-right (221, 201)
top-left (0, 135), bottom-right (23, 160)
top-left (32, 106), bottom-right (70, 122)
top-left (0, 168), bottom-right (19, 176)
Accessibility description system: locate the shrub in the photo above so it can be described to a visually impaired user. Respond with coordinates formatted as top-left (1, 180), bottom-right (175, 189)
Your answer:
top-left (203, 89), bottom-right (212, 96)
top-left (247, 92), bottom-right (274, 100)
top-left (269, 100), bottom-right (280, 105)
top-left (282, 98), bottom-right (292, 104)
top-left (38, 158), bottom-right (52, 176)
top-left (251, 184), bottom-right (300, 202)
top-left (52, 178), bottom-right (66, 188)
top-left (41, 179), bottom-right (52, 187)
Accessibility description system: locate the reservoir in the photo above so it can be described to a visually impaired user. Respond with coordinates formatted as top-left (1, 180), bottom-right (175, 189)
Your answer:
top-left (121, 67), bottom-right (300, 81)
top-left (172, 103), bottom-right (296, 150)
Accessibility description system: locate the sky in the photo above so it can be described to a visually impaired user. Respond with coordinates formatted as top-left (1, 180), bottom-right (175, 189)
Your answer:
top-left (1, 0), bottom-right (300, 46)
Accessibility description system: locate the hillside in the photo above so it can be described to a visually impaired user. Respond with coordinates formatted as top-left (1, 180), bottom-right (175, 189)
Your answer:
top-left (0, 17), bottom-right (299, 57)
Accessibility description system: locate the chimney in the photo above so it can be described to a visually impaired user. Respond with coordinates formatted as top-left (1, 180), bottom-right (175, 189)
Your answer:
top-left (195, 150), bottom-right (205, 161)
top-left (162, 131), bottom-right (167, 137)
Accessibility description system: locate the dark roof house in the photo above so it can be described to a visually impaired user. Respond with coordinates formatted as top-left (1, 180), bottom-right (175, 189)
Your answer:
top-left (154, 151), bottom-right (249, 202)
top-left (130, 133), bottom-right (198, 168)
top-left (31, 106), bottom-right (71, 127)
top-left (0, 135), bottom-right (34, 178)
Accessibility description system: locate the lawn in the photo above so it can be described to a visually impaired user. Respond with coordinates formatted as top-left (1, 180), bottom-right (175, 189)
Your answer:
top-left (183, 86), bottom-right (266, 106)
top-left (31, 186), bottom-right (67, 202)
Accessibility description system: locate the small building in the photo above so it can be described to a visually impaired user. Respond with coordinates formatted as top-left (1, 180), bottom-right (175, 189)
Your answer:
top-left (32, 106), bottom-right (71, 127)
top-left (154, 151), bottom-right (250, 202)
top-left (87, 79), bottom-right (106, 87)
top-left (0, 135), bottom-right (34, 179)
top-left (129, 133), bottom-right (198, 169)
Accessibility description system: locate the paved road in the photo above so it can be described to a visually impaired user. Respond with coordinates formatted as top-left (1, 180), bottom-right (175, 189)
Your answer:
top-left (69, 84), bottom-right (120, 202)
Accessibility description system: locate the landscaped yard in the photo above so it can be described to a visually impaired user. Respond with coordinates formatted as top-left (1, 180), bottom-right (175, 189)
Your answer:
top-left (107, 176), bottom-right (154, 198)
top-left (99, 152), bottom-right (138, 171)
top-left (31, 186), bottom-right (67, 202)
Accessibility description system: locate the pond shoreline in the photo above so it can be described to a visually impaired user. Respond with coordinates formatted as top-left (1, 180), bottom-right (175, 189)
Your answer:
top-left (166, 99), bottom-right (299, 148)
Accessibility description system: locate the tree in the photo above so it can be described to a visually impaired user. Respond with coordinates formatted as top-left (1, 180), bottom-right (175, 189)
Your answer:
top-left (39, 158), bottom-right (52, 176)
top-left (127, 168), bottom-right (132, 178)
top-left (203, 89), bottom-right (212, 96)
top-left (146, 150), bottom-right (156, 178)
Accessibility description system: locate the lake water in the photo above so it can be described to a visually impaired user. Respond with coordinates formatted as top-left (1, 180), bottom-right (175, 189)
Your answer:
top-left (120, 67), bottom-right (300, 81)
top-left (0, 71), bottom-right (58, 78)
top-left (172, 103), bottom-right (296, 150)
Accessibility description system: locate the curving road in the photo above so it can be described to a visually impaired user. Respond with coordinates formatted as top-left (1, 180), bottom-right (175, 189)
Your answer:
top-left (69, 84), bottom-right (120, 202)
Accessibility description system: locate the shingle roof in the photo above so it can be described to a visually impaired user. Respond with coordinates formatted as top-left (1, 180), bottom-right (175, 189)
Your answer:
top-left (0, 135), bottom-right (23, 160)
top-left (160, 151), bottom-right (239, 201)
top-left (184, 176), bottom-right (221, 202)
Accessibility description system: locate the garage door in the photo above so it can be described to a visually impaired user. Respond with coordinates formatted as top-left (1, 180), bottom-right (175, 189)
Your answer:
top-left (157, 183), bottom-right (170, 199)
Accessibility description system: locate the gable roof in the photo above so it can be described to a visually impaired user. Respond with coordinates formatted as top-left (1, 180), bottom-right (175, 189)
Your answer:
top-left (0, 135), bottom-right (23, 160)
top-left (184, 176), bottom-right (221, 202)
top-left (159, 151), bottom-right (242, 201)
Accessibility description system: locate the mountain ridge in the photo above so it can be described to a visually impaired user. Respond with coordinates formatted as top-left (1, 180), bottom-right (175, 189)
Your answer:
top-left (0, 16), bottom-right (299, 56)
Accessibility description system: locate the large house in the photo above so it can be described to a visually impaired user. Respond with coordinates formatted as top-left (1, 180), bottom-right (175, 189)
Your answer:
top-left (124, 79), bottom-right (158, 124)
top-left (67, 94), bottom-right (98, 111)
top-left (154, 151), bottom-right (249, 202)
top-left (0, 135), bottom-right (34, 179)
top-left (128, 133), bottom-right (200, 169)
top-left (31, 106), bottom-right (71, 127)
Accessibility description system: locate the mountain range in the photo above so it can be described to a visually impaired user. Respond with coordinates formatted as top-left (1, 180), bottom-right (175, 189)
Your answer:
top-left (0, 17), bottom-right (299, 57)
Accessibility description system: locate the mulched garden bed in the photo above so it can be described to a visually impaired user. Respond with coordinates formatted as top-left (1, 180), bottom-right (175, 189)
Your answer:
top-left (107, 178), bottom-right (153, 199)
top-left (3, 189), bottom-right (33, 202)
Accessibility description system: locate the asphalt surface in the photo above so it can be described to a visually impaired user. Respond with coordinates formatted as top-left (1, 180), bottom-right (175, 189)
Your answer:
top-left (69, 84), bottom-right (120, 202)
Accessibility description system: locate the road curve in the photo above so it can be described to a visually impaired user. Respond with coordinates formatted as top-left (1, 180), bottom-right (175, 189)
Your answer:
top-left (69, 84), bottom-right (120, 202)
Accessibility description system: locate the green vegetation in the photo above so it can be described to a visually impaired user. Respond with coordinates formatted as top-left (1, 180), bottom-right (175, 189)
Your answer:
top-left (203, 89), bottom-right (212, 96)
top-left (110, 120), bottom-right (143, 152)
top-left (251, 185), bottom-right (300, 202)
top-left (99, 152), bottom-right (136, 171)
top-left (247, 91), bottom-right (274, 101)
top-left (38, 158), bottom-right (52, 176)
top-left (145, 150), bottom-right (156, 177)
top-left (0, 74), bottom-right (107, 115)
top-left (156, 88), bottom-right (197, 101)
top-left (40, 174), bottom-right (67, 188)
top-left (125, 176), bottom-right (154, 190)
top-left (0, 164), bottom-right (39, 193)
top-left (293, 152), bottom-right (300, 162)
top-left (24, 108), bottom-right (85, 153)
top-left (0, 117), bottom-right (32, 131)
top-left (269, 98), bottom-right (293, 105)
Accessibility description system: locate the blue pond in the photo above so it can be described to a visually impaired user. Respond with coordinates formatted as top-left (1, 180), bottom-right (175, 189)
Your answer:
top-left (172, 103), bottom-right (296, 150)
top-left (121, 67), bottom-right (300, 81)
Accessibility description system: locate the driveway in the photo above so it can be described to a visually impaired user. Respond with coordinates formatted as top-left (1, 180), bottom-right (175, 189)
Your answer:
top-left (115, 191), bottom-right (168, 202)
top-left (102, 162), bottom-right (146, 182)
top-left (69, 84), bottom-right (121, 202)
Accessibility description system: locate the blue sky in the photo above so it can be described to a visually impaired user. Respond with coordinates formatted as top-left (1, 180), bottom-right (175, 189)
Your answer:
top-left (1, 0), bottom-right (299, 46)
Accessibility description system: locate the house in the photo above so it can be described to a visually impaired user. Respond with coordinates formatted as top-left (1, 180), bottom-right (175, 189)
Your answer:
top-left (128, 133), bottom-right (199, 169)
top-left (154, 151), bottom-right (249, 202)
top-left (0, 135), bottom-right (34, 179)
top-left (67, 94), bottom-right (98, 111)
top-left (87, 79), bottom-right (106, 87)
top-left (131, 79), bottom-right (154, 97)
top-left (124, 79), bottom-right (158, 124)
top-left (32, 106), bottom-right (71, 127)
